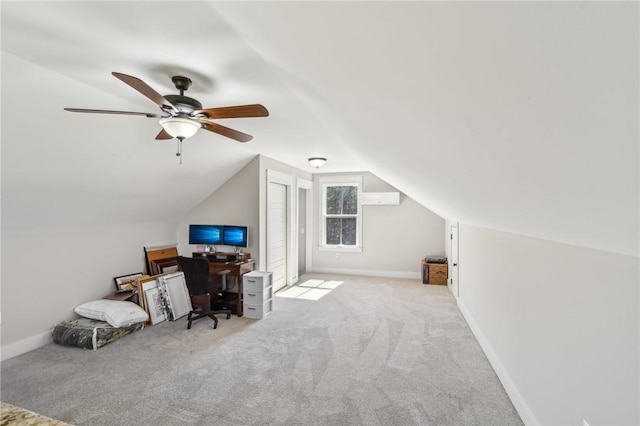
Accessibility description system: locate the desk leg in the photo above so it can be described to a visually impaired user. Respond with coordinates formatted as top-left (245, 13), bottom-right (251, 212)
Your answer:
top-left (235, 263), bottom-right (253, 317)
top-left (236, 274), bottom-right (243, 317)
top-left (226, 275), bottom-right (243, 317)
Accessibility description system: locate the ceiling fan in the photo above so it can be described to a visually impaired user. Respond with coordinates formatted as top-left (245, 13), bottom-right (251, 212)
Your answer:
top-left (65, 72), bottom-right (269, 146)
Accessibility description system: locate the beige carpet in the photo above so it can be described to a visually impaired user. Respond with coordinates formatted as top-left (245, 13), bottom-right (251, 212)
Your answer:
top-left (1, 273), bottom-right (522, 425)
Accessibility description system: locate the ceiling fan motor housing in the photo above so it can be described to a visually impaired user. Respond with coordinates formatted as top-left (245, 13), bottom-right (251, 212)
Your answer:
top-left (164, 94), bottom-right (203, 115)
top-left (165, 76), bottom-right (202, 115)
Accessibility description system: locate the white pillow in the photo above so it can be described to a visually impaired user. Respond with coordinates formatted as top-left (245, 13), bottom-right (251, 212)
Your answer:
top-left (74, 299), bottom-right (149, 328)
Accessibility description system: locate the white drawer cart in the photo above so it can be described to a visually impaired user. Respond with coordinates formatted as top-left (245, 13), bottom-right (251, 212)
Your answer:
top-left (242, 271), bottom-right (273, 319)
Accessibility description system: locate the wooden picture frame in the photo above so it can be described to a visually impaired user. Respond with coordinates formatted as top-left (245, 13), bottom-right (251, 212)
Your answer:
top-left (137, 276), bottom-right (156, 314)
top-left (144, 245), bottom-right (178, 275)
top-left (114, 272), bottom-right (143, 291)
top-left (152, 257), bottom-right (179, 275)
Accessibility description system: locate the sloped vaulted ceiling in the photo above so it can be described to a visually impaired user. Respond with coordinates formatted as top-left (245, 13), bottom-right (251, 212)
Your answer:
top-left (2, 2), bottom-right (638, 256)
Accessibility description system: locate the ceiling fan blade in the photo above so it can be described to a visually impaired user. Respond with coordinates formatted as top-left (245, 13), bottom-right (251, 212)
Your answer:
top-left (199, 119), bottom-right (253, 142)
top-left (112, 72), bottom-right (178, 113)
top-left (155, 128), bottom-right (173, 140)
top-left (194, 104), bottom-right (269, 119)
top-left (64, 108), bottom-right (160, 118)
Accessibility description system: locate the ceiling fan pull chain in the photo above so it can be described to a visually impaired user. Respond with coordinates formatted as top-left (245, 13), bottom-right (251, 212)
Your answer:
top-left (176, 137), bottom-right (184, 164)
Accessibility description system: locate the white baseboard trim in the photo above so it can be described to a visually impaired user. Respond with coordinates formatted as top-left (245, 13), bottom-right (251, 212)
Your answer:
top-left (309, 267), bottom-right (420, 280)
top-left (457, 299), bottom-right (539, 426)
top-left (1, 331), bottom-right (53, 362)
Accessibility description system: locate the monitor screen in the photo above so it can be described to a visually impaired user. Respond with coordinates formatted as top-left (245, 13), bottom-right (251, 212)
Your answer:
top-left (223, 225), bottom-right (248, 248)
top-left (188, 224), bottom-right (223, 245)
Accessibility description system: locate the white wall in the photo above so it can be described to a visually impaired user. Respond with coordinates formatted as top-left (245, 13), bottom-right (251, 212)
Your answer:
top-left (1, 220), bottom-right (177, 360)
top-left (456, 224), bottom-right (639, 425)
top-left (312, 172), bottom-right (444, 278)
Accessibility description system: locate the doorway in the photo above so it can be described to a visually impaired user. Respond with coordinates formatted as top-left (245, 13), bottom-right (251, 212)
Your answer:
top-left (296, 177), bottom-right (313, 283)
top-left (298, 188), bottom-right (307, 277)
top-left (450, 224), bottom-right (459, 298)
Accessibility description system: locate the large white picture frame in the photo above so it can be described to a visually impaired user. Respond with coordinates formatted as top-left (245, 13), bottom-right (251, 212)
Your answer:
top-left (160, 272), bottom-right (193, 321)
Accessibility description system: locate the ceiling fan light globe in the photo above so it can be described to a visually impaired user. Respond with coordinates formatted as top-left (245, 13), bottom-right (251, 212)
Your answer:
top-left (159, 117), bottom-right (200, 139)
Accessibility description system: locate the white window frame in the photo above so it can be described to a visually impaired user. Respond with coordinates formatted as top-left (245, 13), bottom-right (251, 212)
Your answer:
top-left (319, 175), bottom-right (363, 253)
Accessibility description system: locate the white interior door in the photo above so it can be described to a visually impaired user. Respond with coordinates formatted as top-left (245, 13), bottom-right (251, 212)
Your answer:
top-left (450, 224), bottom-right (459, 297)
top-left (268, 182), bottom-right (287, 292)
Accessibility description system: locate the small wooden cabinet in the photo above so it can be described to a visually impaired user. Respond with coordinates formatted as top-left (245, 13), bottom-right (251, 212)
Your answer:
top-left (421, 260), bottom-right (448, 285)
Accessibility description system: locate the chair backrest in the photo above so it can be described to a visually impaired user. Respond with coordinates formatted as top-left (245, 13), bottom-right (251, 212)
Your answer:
top-left (176, 256), bottom-right (211, 295)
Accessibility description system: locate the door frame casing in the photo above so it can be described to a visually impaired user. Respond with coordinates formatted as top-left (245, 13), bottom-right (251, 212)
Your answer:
top-left (449, 223), bottom-right (460, 298)
top-left (296, 177), bottom-right (313, 280)
top-left (266, 169), bottom-right (294, 288)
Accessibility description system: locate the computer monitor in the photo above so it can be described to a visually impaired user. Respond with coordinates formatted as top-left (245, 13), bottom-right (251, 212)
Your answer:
top-left (223, 225), bottom-right (248, 248)
top-left (188, 224), bottom-right (223, 247)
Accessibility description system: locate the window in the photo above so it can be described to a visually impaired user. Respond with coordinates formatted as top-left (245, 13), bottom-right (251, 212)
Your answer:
top-left (320, 176), bottom-right (362, 252)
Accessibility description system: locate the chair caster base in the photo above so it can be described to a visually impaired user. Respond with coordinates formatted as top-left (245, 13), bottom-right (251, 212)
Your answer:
top-left (186, 310), bottom-right (224, 330)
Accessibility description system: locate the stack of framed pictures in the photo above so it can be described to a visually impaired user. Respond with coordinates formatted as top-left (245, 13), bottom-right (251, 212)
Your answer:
top-left (138, 272), bottom-right (192, 325)
top-left (144, 245), bottom-right (179, 275)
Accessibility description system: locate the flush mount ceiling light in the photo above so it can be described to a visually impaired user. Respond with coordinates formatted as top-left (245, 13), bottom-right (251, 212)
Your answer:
top-left (159, 117), bottom-right (201, 139)
top-left (308, 157), bottom-right (327, 169)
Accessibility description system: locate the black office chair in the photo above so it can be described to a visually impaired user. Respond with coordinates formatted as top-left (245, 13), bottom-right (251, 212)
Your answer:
top-left (176, 256), bottom-right (232, 329)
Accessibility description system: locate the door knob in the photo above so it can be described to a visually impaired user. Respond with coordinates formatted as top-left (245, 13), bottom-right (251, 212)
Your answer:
top-left (453, 263), bottom-right (458, 267)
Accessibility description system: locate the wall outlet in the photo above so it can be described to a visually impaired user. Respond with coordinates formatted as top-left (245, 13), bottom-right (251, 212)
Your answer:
top-left (335, 253), bottom-right (340, 259)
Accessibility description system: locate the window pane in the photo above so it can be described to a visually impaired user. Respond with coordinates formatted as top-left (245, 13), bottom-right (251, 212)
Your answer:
top-left (341, 218), bottom-right (357, 245)
top-left (342, 186), bottom-right (358, 215)
top-left (325, 218), bottom-right (357, 246)
top-left (326, 186), bottom-right (343, 215)
top-left (326, 185), bottom-right (358, 215)
top-left (326, 218), bottom-right (342, 245)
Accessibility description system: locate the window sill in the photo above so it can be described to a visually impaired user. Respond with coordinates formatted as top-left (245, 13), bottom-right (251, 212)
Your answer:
top-left (319, 245), bottom-right (362, 253)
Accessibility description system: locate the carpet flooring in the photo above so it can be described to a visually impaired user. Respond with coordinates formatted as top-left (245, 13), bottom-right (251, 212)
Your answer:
top-left (1, 273), bottom-right (522, 425)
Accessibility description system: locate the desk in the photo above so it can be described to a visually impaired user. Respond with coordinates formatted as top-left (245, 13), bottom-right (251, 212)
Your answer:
top-left (195, 254), bottom-right (255, 317)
